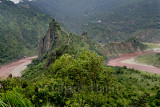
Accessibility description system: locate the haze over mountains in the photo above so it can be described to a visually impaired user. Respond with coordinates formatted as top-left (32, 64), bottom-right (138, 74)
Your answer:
top-left (21, 0), bottom-right (160, 43)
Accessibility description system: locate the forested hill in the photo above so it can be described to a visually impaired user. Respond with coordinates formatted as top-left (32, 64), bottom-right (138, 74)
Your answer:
top-left (20, 0), bottom-right (143, 35)
top-left (84, 0), bottom-right (160, 43)
top-left (0, 0), bottom-right (51, 64)
top-left (1, 20), bottom-right (160, 107)
top-left (21, 0), bottom-right (160, 43)
top-left (22, 19), bottom-right (147, 80)
top-left (22, 19), bottom-right (109, 80)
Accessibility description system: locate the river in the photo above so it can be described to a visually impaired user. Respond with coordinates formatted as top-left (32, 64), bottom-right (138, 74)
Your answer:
top-left (0, 49), bottom-right (160, 78)
top-left (108, 49), bottom-right (160, 74)
top-left (0, 56), bottom-right (37, 78)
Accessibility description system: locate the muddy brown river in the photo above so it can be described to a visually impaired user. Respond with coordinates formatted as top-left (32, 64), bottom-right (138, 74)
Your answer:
top-left (0, 56), bottom-right (37, 78)
top-left (0, 48), bottom-right (160, 78)
top-left (108, 50), bottom-right (160, 74)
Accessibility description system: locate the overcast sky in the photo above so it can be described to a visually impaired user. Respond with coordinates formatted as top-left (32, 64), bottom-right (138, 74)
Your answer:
top-left (10, 0), bottom-right (20, 3)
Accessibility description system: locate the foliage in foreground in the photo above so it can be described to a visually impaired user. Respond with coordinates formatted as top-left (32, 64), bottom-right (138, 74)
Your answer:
top-left (0, 51), bottom-right (160, 106)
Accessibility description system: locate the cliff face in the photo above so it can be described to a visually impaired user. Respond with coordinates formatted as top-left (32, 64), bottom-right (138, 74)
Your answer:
top-left (37, 20), bottom-right (110, 66)
top-left (38, 19), bottom-right (59, 56)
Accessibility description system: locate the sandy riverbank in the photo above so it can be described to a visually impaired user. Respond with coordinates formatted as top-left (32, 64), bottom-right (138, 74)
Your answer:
top-left (108, 49), bottom-right (160, 74)
top-left (0, 56), bottom-right (37, 78)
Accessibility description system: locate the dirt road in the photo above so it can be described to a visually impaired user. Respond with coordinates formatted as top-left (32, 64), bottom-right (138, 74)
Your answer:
top-left (108, 50), bottom-right (160, 74)
top-left (0, 56), bottom-right (37, 77)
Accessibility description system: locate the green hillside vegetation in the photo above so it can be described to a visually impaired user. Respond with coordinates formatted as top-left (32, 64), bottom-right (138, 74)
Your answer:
top-left (104, 37), bottom-right (147, 58)
top-left (144, 43), bottom-right (160, 49)
top-left (23, 20), bottom-right (146, 81)
top-left (22, 0), bottom-right (142, 33)
top-left (83, 0), bottom-right (160, 43)
top-left (21, 0), bottom-right (160, 44)
top-left (22, 20), bottom-right (109, 80)
top-left (0, 20), bottom-right (160, 106)
top-left (1, 58), bottom-right (160, 106)
top-left (136, 53), bottom-right (160, 67)
top-left (0, 0), bottom-right (160, 106)
top-left (0, 0), bottom-right (51, 65)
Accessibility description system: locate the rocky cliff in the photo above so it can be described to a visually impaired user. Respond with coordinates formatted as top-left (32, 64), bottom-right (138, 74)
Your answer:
top-left (38, 19), bottom-right (59, 56)
top-left (24, 19), bottom-right (147, 80)
top-left (38, 19), bottom-right (109, 67)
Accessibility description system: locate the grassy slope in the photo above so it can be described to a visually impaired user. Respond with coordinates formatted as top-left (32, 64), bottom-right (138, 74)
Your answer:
top-left (135, 43), bottom-right (160, 67)
top-left (144, 43), bottom-right (160, 49)
top-left (114, 66), bottom-right (160, 95)
top-left (136, 54), bottom-right (160, 67)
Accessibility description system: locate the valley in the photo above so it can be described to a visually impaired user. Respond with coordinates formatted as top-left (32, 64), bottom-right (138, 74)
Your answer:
top-left (0, 45), bottom-right (158, 79)
top-left (0, 0), bottom-right (160, 106)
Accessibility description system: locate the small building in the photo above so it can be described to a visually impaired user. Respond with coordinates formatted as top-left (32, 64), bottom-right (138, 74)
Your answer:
top-left (98, 20), bottom-right (102, 23)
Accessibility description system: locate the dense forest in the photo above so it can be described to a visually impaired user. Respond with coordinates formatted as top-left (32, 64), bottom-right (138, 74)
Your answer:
top-left (0, 19), bottom-right (160, 106)
top-left (0, 0), bottom-right (51, 64)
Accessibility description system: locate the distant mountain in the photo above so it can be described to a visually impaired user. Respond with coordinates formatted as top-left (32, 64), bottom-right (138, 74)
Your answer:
top-left (83, 0), bottom-right (160, 43)
top-left (0, 0), bottom-right (51, 64)
top-left (21, 0), bottom-right (160, 43)
top-left (20, 0), bottom-right (143, 33)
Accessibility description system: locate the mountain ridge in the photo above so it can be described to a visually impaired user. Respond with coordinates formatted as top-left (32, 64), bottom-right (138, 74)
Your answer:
top-left (83, 0), bottom-right (160, 43)
top-left (21, 0), bottom-right (160, 43)
top-left (22, 19), bottom-right (147, 80)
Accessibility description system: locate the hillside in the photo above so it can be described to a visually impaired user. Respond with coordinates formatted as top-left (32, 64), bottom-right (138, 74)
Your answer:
top-left (20, 0), bottom-right (143, 34)
top-left (136, 53), bottom-right (160, 67)
top-left (0, 20), bottom-right (160, 106)
top-left (22, 20), bottom-right (147, 80)
top-left (0, 0), bottom-right (51, 64)
top-left (83, 0), bottom-right (160, 43)
top-left (20, 0), bottom-right (160, 44)
top-left (22, 19), bottom-right (109, 80)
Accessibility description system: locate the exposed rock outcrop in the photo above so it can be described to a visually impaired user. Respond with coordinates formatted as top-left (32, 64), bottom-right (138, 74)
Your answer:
top-left (38, 19), bottom-right (59, 56)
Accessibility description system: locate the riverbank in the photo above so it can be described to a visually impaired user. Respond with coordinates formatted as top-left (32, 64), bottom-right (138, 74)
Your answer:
top-left (108, 49), bottom-right (160, 74)
top-left (0, 56), bottom-right (37, 78)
